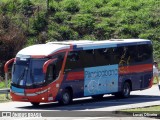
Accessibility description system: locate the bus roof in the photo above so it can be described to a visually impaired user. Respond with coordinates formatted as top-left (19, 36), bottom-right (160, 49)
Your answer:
top-left (16, 44), bottom-right (70, 57)
top-left (16, 39), bottom-right (151, 58)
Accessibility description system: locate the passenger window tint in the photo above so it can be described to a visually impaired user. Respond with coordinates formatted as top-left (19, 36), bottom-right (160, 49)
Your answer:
top-left (65, 51), bottom-right (83, 70)
top-left (137, 45), bottom-right (152, 62)
top-left (64, 44), bottom-right (153, 70)
top-left (94, 48), bottom-right (115, 66)
top-left (68, 52), bottom-right (79, 62)
top-left (81, 50), bottom-right (95, 68)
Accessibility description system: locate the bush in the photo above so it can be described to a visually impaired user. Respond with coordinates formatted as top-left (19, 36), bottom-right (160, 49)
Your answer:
top-left (82, 35), bottom-right (96, 40)
top-left (53, 11), bottom-right (71, 23)
top-left (70, 14), bottom-right (95, 35)
top-left (94, 17), bottom-right (114, 39)
top-left (60, 0), bottom-right (80, 13)
top-left (49, 1), bottom-right (60, 13)
top-left (32, 12), bottom-right (47, 33)
top-left (0, 0), bottom-right (21, 14)
top-left (21, 0), bottom-right (34, 17)
top-left (96, 7), bottom-right (115, 17)
top-left (48, 22), bottom-right (78, 40)
top-left (58, 26), bottom-right (78, 40)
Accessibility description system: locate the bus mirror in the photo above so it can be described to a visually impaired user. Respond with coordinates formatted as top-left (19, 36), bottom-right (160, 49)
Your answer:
top-left (4, 58), bottom-right (15, 73)
top-left (43, 58), bottom-right (57, 74)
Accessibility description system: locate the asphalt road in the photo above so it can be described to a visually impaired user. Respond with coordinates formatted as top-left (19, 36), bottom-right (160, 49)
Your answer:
top-left (0, 85), bottom-right (160, 120)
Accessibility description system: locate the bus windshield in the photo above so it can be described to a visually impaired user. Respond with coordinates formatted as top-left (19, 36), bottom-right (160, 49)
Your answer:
top-left (12, 58), bottom-right (47, 87)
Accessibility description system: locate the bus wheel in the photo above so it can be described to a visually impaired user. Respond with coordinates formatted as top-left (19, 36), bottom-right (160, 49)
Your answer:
top-left (114, 82), bottom-right (131, 98)
top-left (92, 95), bottom-right (103, 99)
top-left (121, 82), bottom-right (131, 98)
top-left (59, 89), bottom-right (72, 105)
top-left (31, 102), bottom-right (40, 106)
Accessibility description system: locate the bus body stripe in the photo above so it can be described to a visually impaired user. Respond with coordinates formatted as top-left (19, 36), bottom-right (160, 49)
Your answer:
top-left (83, 44), bottom-right (117, 50)
top-left (11, 86), bottom-right (24, 93)
top-left (117, 41), bottom-right (151, 47)
top-left (66, 71), bottom-right (84, 81)
top-left (65, 64), bottom-right (152, 81)
top-left (119, 64), bottom-right (153, 75)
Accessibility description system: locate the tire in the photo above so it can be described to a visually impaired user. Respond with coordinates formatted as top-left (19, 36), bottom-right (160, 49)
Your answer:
top-left (59, 89), bottom-right (72, 105)
top-left (121, 82), bottom-right (131, 98)
top-left (92, 95), bottom-right (103, 99)
top-left (31, 102), bottom-right (40, 106)
top-left (114, 82), bottom-right (131, 98)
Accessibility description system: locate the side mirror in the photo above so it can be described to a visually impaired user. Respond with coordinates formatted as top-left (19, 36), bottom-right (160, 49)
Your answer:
top-left (43, 58), bottom-right (57, 74)
top-left (4, 58), bottom-right (15, 73)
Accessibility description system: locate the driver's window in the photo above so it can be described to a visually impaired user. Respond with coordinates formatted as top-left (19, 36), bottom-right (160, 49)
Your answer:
top-left (46, 53), bottom-right (65, 83)
top-left (47, 64), bottom-right (56, 81)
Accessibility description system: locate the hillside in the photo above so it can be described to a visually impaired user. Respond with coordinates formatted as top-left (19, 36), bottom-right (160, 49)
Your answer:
top-left (0, 0), bottom-right (160, 75)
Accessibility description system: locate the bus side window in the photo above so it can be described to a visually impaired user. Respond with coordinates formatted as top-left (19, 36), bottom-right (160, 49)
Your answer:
top-left (69, 52), bottom-right (79, 62)
top-left (126, 46), bottom-right (137, 64)
top-left (95, 48), bottom-right (110, 66)
top-left (81, 50), bottom-right (95, 68)
top-left (65, 51), bottom-right (82, 71)
top-left (114, 47), bottom-right (124, 64)
top-left (137, 44), bottom-right (152, 62)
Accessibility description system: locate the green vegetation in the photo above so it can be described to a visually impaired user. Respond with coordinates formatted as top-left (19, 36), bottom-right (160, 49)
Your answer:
top-left (0, 81), bottom-right (5, 89)
top-left (0, 80), bottom-right (10, 89)
top-left (0, 0), bottom-right (160, 76)
top-left (0, 94), bottom-right (10, 102)
top-left (0, 81), bottom-right (10, 102)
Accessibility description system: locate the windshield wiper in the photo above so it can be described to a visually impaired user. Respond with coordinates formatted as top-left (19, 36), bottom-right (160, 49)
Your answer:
top-left (17, 67), bottom-right (28, 85)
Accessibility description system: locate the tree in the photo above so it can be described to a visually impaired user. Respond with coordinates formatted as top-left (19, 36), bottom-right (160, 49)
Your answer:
top-left (0, 14), bottom-right (26, 76)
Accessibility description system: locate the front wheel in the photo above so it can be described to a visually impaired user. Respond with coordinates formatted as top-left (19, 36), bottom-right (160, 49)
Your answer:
top-left (59, 89), bottom-right (72, 105)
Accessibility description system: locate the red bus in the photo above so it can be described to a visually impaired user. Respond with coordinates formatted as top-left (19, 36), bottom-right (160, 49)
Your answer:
top-left (5, 39), bottom-right (153, 106)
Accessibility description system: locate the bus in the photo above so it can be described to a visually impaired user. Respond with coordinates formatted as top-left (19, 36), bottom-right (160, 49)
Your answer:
top-left (5, 39), bottom-right (153, 106)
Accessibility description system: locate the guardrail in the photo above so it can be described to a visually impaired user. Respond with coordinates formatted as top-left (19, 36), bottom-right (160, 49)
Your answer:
top-left (0, 88), bottom-right (10, 99)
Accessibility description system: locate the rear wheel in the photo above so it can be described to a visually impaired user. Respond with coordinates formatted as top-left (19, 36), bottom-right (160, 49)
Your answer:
top-left (31, 102), bottom-right (40, 106)
top-left (122, 82), bottom-right (131, 98)
top-left (59, 89), bottom-right (72, 105)
top-left (114, 82), bottom-right (131, 98)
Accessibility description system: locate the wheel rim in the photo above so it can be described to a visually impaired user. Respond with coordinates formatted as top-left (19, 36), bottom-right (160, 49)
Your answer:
top-left (123, 83), bottom-right (130, 96)
top-left (62, 92), bottom-right (70, 104)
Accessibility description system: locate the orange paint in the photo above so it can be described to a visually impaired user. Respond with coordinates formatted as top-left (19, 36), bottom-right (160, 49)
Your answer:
top-left (119, 64), bottom-right (153, 75)
top-left (66, 71), bottom-right (84, 81)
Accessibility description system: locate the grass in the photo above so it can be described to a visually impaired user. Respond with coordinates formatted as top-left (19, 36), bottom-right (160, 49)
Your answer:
top-left (0, 81), bottom-right (6, 89)
top-left (0, 81), bottom-right (11, 102)
top-left (0, 94), bottom-right (10, 102)
top-left (123, 106), bottom-right (160, 111)
top-left (0, 80), bottom-right (11, 89)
